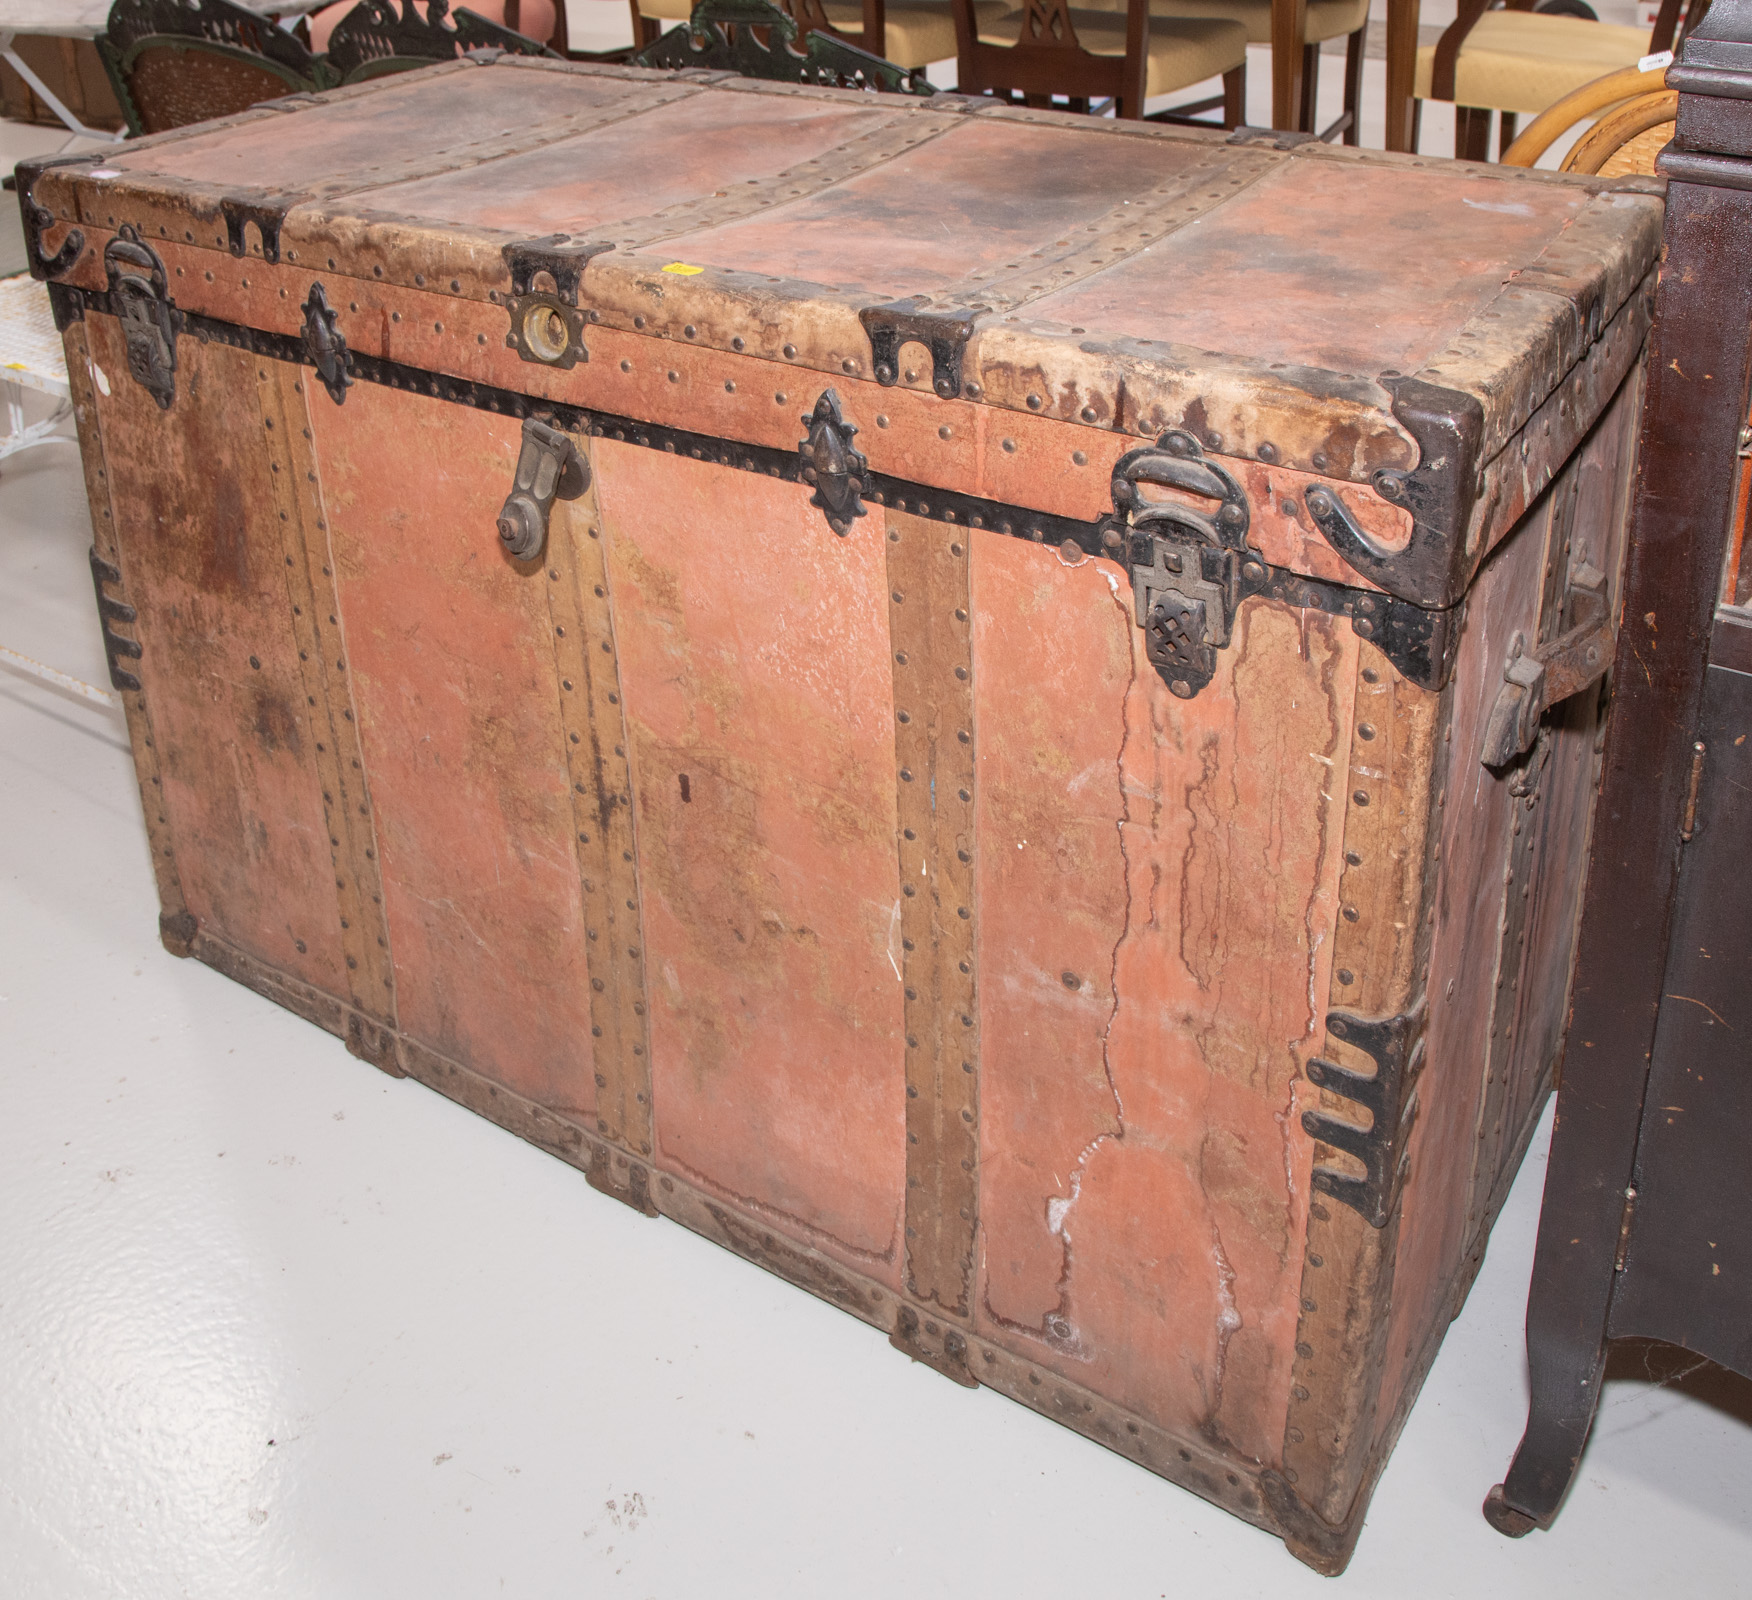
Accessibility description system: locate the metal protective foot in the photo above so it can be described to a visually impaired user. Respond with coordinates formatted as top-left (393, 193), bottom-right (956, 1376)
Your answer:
top-left (1482, 1484), bottom-right (1539, 1538)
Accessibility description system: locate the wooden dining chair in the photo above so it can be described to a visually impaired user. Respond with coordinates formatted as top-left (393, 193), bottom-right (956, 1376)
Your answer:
top-left (97, 0), bottom-right (323, 135)
top-left (1416, 0), bottom-right (1703, 160)
top-left (950, 0), bottom-right (1248, 122)
top-left (1076, 0), bottom-right (1368, 140)
top-left (1498, 60), bottom-right (1675, 174)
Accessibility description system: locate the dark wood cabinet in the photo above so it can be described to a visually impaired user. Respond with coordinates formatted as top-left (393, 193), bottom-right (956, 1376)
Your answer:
top-left (1487, 0), bottom-right (1752, 1536)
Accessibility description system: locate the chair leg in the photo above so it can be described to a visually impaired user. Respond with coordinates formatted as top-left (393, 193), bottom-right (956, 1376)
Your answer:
top-left (627, 0), bottom-right (660, 47)
top-left (1499, 110), bottom-right (1518, 159)
top-left (1411, 95), bottom-right (1423, 153)
top-left (1223, 61), bottom-right (1246, 128)
top-left (1299, 40), bottom-right (1318, 133)
top-left (1342, 24), bottom-right (1364, 146)
top-left (1455, 104), bottom-right (1492, 162)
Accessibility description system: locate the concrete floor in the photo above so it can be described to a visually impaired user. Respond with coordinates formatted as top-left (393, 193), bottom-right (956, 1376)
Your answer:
top-left (3, 53), bottom-right (1749, 1597)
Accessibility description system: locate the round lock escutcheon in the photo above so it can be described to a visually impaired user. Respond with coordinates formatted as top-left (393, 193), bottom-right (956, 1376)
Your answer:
top-left (523, 302), bottom-right (571, 363)
top-left (508, 294), bottom-right (585, 370)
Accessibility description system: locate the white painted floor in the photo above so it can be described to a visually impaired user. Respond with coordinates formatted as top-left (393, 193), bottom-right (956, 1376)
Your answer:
top-left (3, 71), bottom-right (1749, 1596)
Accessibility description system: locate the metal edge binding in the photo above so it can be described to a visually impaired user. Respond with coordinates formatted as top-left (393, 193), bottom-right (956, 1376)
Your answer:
top-left (52, 281), bottom-right (1465, 690)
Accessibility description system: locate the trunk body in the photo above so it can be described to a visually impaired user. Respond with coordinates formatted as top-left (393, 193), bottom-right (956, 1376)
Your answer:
top-left (24, 60), bottom-right (1661, 1572)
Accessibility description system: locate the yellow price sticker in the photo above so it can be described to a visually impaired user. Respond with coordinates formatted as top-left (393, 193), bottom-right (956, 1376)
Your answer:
top-left (662, 262), bottom-right (705, 276)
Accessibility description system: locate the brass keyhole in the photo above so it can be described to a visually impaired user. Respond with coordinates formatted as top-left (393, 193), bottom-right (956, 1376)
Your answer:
top-left (522, 303), bottom-right (571, 364)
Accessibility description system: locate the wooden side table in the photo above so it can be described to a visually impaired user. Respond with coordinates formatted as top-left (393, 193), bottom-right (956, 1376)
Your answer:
top-left (1485, 0), bottom-right (1752, 1536)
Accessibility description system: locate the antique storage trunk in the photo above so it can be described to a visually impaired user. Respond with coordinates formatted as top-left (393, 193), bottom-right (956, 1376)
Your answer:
top-left (18, 58), bottom-right (1662, 1572)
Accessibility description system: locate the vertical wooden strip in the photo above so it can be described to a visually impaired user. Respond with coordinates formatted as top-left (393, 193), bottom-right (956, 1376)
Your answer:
top-left (61, 316), bottom-right (193, 953)
top-left (1273, 644), bottom-right (1442, 1561)
top-left (543, 449), bottom-right (656, 1196)
top-left (254, 362), bottom-right (401, 1070)
top-left (885, 506), bottom-right (980, 1344)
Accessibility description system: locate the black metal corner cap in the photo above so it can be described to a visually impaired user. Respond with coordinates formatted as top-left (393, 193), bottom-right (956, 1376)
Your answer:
top-left (13, 154), bottom-right (96, 281)
top-left (1303, 375), bottom-right (1484, 612)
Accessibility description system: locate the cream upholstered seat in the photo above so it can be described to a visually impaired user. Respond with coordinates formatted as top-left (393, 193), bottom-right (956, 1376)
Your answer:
top-left (1077, 0), bottom-right (1364, 48)
top-left (973, 5), bottom-right (1248, 98)
top-left (1415, 2), bottom-right (1669, 161)
top-left (632, 0), bottom-right (971, 67)
top-left (1416, 11), bottom-right (1651, 116)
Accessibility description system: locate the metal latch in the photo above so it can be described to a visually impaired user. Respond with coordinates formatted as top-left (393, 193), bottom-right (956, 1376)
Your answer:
top-left (1481, 561), bottom-right (1613, 767)
top-left (497, 416), bottom-right (589, 562)
top-left (798, 389), bottom-right (868, 536)
top-left (104, 226), bottom-right (176, 410)
top-left (1098, 430), bottom-right (1262, 699)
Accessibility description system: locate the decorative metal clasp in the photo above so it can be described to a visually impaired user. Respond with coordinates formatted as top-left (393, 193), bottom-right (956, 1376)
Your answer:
top-left (301, 283), bottom-right (352, 406)
top-left (104, 225), bottom-right (177, 410)
top-left (798, 389), bottom-right (868, 536)
top-left (1098, 430), bottom-right (1261, 699)
top-left (497, 415), bottom-right (588, 562)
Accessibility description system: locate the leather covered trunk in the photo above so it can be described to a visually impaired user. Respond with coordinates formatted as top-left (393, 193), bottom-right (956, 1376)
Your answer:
top-left (18, 58), bottom-right (1663, 1572)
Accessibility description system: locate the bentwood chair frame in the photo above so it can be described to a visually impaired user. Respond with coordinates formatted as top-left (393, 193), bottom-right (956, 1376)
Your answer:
top-left (1499, 60), bottom-right (1677, 174)
top-left (1427, 0), bottom-right (1706, 160)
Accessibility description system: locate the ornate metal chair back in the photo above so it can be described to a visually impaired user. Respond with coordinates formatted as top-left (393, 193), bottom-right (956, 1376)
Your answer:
top-left (633, 0), bottom-right (932, 93)
top-left (324, 0), bottom-right (555, 84)
top-left (97, 0), bottom-right (323, 135)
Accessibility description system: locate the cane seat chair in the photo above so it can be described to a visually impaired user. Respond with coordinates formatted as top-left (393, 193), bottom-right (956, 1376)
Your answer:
top-left (952, 0), bottom-right (1248, 121)
top-left (97, 0), bottom-right (322, 135)
top-left (1499, 61), bottom-right (1675, 174)
top-left (1415, 0), bottom-right (1703, 160)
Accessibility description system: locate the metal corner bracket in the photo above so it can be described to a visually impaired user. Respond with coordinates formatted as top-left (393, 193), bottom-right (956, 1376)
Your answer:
top-left (1302, 1006), bottom-right (1427, 1228)
top-left (1303, 376), bottom-right (1485, 611)
top-left (89, 546), bottom-right (142, 692)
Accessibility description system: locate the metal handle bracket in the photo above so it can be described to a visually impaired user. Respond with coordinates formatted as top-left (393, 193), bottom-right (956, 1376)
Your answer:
top-left (1481, 561), bottom-right (1613, 767)
top-left (498, 417), bottom-right (589, 562)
